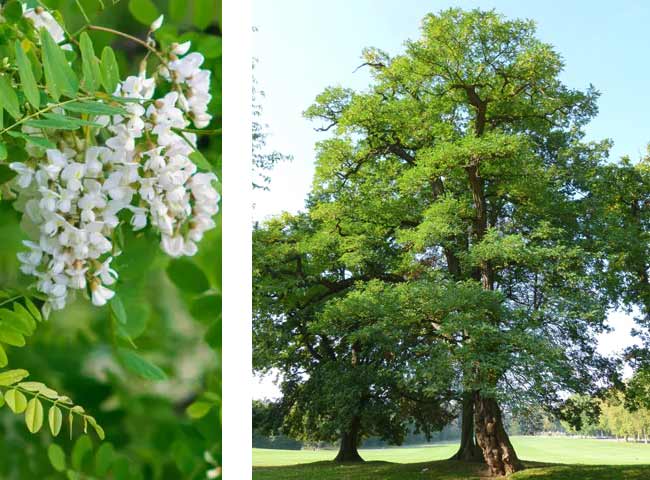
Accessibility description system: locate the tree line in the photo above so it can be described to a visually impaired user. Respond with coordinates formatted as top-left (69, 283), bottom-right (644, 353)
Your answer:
top-left (252, 8), bottom-right (650, 476)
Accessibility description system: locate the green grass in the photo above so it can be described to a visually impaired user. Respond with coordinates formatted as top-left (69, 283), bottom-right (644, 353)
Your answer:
top-left (253, 436), bottom-right (650, 479)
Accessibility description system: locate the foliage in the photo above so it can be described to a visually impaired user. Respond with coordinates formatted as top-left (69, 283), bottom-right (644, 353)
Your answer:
top-left (253, 213), bottom-right (457, 453)
top-left (0, 1), bottom-right (221, 478)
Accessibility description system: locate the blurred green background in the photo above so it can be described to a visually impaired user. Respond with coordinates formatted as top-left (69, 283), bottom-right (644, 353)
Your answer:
top-left (0, 0), bottom-right (221, 478)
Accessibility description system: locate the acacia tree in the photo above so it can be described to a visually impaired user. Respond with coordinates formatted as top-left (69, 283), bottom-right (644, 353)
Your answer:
top-left (253, 213), bottom-right (458, 462)
top-left (304, 9), bottom-right (616, 475)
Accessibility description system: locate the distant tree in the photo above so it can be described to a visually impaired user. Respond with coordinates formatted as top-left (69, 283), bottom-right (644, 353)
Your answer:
top-left (304, 8), bottom-right (617, 475)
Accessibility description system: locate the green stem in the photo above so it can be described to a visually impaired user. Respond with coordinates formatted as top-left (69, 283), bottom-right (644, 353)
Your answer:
top-left (175, 127), bottom-right (222, 136)
top-left (85, 25), bottom-right (168, 66)
top-left (73, 0), bottom-right (91, 25)
top-left (0, 96), bottom-right (94, 136)
top-left (0, 295), bottom-right (22, 308)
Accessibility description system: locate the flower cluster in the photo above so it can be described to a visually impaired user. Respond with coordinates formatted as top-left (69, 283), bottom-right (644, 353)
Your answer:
top-left (8, 13), bottom-right (219, 316)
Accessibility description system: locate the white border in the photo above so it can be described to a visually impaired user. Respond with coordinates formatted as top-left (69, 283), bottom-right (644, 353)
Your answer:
top-left (222, 0), bottom-right (252, 477)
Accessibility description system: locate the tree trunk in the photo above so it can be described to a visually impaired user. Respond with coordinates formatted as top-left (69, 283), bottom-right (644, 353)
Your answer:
top-left (334, 417), bottom-right (363, 463)
top-left (473, 392), bottom-right (524, 476)
top-left (451, 392), bottom-right (483, 462)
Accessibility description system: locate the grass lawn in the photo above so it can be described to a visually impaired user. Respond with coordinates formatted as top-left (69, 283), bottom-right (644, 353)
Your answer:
top-left (252, 436), bottom-right (650, 479)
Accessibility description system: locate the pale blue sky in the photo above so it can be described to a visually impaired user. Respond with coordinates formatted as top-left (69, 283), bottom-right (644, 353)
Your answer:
top-left (251, 0), bottom-right (646, 398)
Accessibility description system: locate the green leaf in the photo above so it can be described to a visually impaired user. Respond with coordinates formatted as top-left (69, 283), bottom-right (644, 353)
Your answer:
top-left (169, 0), bottom-right (186, 22)
top-left (128, 0), bottom-right (160, 25)
top-left (167, 259), bottom-right (210, 294)
top-left (189, 150), bottom-right (213, 171)
top-left (100, 47), bottom-right (120, 94)
top-left (0, 328), bottom-right (25, 347)
top-left (79, 32), bottom-right (102, 93)
top-left (40, 28), bottom-right (79, 100)
top-left (95, 442), bottom-right (114, 476)
top-left (42, 113), bottom-right (103, 128)
top-left (24, 297), bottom-right (43, 322)
top-left (186, 399), bottom-right (215, 419)
top-left (3, 0), bottom-right (23, 23)
top-left (64, 101), bottom-right (127, 116)
top-left (49, 405), bottom-right (63, 436)
top-left (193, 0), bottom-right (218, 30)
top-left (0, 74), bottom-right (20, 119)
top-left (7, 131), bottom-right (56, 149)
top-left (67, 470), bottom-right (81, 480)
top-left (15, 40), bottom-right (40, 109)
top-left (116, 347), bottom-right (167, 381)
top-left (68, 411), bottom-right (74, 440)
top-left (86, 415), bottom-right (105, 440)
top-left (0, 164), bottom-right (16, 184)
top-left (190, 294), bottom-right (221, 324)
top-left (109, 296), bottom-right (127, 325)
top-left (12, 303), bottom-right (37, 332)
top-left (0, 143), bottom-right (6, 161)
top-left (25, 397), bottom-right (44, 433)
top-left (115, 299), bottom-right (149, 341)
top-left (72, 435), bottom-right (92, 470)
top-left (19, 381), bottom-right (59, 398)
top-left (0, 345), bottom-right (6, 368)
top-left (0, 369), bottom-right (29, 386)
top-left (5, 389), bottom-right (27, 413)
top-left (48, 444), bottom-right (66, 472)
top-left (24, 119), bottom-right (82, 130)
top-left (0, 306), bottom-right (35, 335)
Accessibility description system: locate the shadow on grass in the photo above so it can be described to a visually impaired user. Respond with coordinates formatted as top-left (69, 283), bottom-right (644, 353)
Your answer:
top-left (253, 459), bottom-right (650, 480)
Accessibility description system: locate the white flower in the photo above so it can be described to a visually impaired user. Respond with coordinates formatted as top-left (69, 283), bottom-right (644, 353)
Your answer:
top-left (91, 282), bottom-right (115, 306)
top-left (60, 162), bottom-right (85, 191)
top-left (161, 234), bottom-right (185, 257)
top-left (95, 258), bottom-right (118, 286)
top-left (193, 112), bottom-right (212, 129)
top-left (168, 52), bottom-right (205, 80)
top-left (172, 41), bottom-right (191, 56)
top-left (17, 241), bottom-right (43, 275)
top-left (150, 14), bottom-right (164, 32)
top-left (66, 263), bottom-right (88, 289)
top-left (24, 7), bottom-right (66, 45)
top-left (9, 162), bottom-right (34, 188)
top-left (129, 207), bottom-right (148, 230)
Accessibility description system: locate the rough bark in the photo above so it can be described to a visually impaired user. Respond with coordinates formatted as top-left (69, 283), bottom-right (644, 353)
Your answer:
top-left (473, 392), bottom-right (524, 476)
top-left (334, 417), bottom-right (363, 463)
top-left (451, 392), bottom-right (483, 462)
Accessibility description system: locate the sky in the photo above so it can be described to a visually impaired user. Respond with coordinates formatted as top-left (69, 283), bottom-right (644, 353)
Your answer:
top-left (251, 0), bottom-right (650, 399)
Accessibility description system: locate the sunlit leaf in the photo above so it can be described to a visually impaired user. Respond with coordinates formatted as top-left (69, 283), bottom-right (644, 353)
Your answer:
top-left (25, 397), bottom-right (44, 433)
top-left (5, 388), bottom-right (27, 413)
top-left (0, 369), bottom-right (29, 386)
top-left (49, 405), bottom-right (63, 436)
